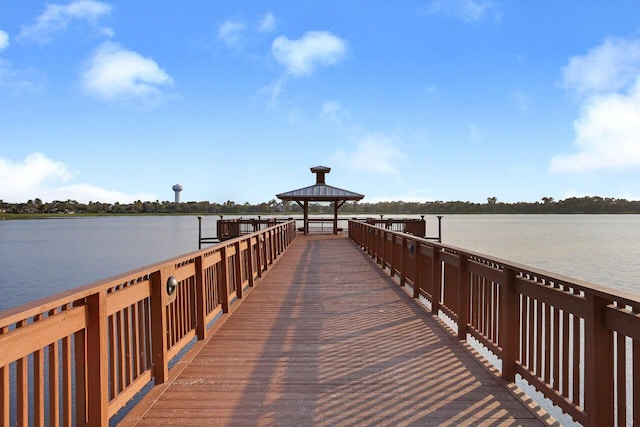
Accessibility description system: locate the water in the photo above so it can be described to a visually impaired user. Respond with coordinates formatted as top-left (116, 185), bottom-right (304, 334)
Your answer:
top-left (1, 214), bottom-right (639, 312)
top-left (0, 215), bottom-right (213, 311)
top-left (439, 214), bottom-right (640, 294)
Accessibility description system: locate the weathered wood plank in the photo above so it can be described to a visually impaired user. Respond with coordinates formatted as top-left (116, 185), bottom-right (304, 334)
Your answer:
top-left (123, 235), bottom-right (547, 426)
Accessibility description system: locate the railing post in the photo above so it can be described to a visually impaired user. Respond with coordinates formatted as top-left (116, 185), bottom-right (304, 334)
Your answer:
top-left (380, 230), bottom-right (386, 268)
top-left (151, 267), bottom-right (172, 384)
top-left (389, 234), bottom-right (396, 277)
top-left (400, 236), bottom-right (407, 286)
top-left (372, 228), bottom-right (378, 262)
top-left (584, 293), bottom-right (614, 426)
top-left (220, 246), bottom-right (230, 313)
top-left (234, 241), bottom-right (243, 299)
top-left (267, 230), bottom-right (274, 265)
top-left (500, 267), bottom-right (518, 381)
top-left (195, 255), bottom-right (207, 340)
top-left (261, 234), bottom-right (268, 272)
top-left (85, 291), bottom-right (109, 426)
top-left (247, 237), bottom-right (255, 287)
top-left (412, 240), bottom-right (421, 299)
top-left (256, 234), bottom-right (263, 278)
top-left (431, 247), bottom-right (441, 314)
top-left (457, 254), bottom-right (469, 341)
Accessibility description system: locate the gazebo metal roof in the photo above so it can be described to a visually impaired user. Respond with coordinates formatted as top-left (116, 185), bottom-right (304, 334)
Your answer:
top-left (276, 166), bottom-right (364, 234)
top-left (276, 183), bottom-right (364, 201)
top-left (276, 166), bottom-right (364, 202)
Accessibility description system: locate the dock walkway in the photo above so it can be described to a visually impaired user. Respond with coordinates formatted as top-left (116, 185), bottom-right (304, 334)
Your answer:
top-left (122, 235), bottom-right (546, 426)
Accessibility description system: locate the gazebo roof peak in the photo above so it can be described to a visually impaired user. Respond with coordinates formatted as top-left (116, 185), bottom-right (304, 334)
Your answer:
top-left (310, 165), bottom-right (331, 172)
top-left (310, 165), bottom-right (331, 185)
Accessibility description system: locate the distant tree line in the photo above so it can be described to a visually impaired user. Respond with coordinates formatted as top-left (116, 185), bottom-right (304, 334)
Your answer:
top-left (2, 196), bottom-right (640, 216)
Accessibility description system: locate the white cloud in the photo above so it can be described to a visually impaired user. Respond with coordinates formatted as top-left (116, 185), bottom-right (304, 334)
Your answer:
top-left (259, 13), bottom-right (276, 32)
top-left (550, 78), bottom-right (640, 172)
top-left (0, 59), bottom-right (44, 92)
top-left (272, 31), bottom-right (348, 77)
top-left (334, 133), bottom-right (406, 176)
top-left (218, 20), bottom-right (246, 48)
top-left (50, 184), bottom-right (156, 204)
top-left (0, 153), bottom-right (155, 203)
top-left (424, 0), bottom-right (497, 23)
top-left (81, 42), bottom-right (172, 103)
top-left (19, 0), bottom-right (112, 43)
top-left (551, 37), bottom-right (640, 173)
top-left (0, 29), bottom-right (9, 51)
top-left (562, 37), bottom-right (640, 96)
top-left (0, 153), bottom-right (73, 201)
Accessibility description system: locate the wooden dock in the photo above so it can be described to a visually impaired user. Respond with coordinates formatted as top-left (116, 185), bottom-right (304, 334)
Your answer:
top-left (121, 235), bottom-right (547, 426)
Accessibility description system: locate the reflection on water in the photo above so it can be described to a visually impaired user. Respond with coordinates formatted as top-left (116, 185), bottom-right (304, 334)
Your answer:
top-left (1, 214), bottom-right (639, 311)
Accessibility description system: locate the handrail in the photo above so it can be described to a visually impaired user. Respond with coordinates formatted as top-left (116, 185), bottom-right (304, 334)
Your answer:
top-left (348, 219), bottom-right (640, 427)
top-left (0, 220), bottom-right (297, 426)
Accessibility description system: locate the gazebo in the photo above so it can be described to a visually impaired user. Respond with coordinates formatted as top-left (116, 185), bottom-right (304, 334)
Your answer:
top-left (276, 166), bottom-right (364, 235)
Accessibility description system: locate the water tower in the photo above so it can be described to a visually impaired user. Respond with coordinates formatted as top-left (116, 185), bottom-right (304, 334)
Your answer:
top-left (172, 184), bottom-right (183, 203)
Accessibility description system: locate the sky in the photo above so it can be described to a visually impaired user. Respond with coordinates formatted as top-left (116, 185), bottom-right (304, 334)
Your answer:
top-left (1, 1), bottom-right (640, 205)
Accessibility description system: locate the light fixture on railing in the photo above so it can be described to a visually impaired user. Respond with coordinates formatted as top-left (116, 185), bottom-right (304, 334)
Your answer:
top-left (167, 276), bottom-right (178, 296)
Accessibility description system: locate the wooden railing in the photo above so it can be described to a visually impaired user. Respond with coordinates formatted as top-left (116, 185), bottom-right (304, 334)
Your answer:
top-left (0, 220), bottom-right (296, 426)
top-left (362, 217), bottom-right (426, 237)
top-left (349, 220), bottom-right (640, 427)
top-left (217, 218), bottom-right (278, 240)
top-left (216, 216), bottom-right (427, 241)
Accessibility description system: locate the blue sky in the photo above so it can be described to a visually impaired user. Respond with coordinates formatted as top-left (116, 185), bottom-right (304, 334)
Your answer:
top-left (2, 1), bottom-right (640, 204)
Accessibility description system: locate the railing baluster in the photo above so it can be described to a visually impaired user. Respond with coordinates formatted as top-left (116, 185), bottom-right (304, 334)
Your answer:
top-left (73, 304), bottom-right (87, 425)
top-left (0, 327), bottom-right (7, 426)
top-left (572, 312), bottom-right (581, 406)
top-left (561, 309), bottom-right (570, 396)
top-left (117, 309), bottom-right (126, 394)
top-left (616, 332), bottom-right (626, 424)
top-left (48, 335), bottom-right (60, 427)
top-left (33, 314), bottom-right (45, 427)
top-left (17, 321), bottom-right (28, 426)
top-left (634, 339), bottom-right (640, 425)
top-left (552, 305), bottom-right (560, 391)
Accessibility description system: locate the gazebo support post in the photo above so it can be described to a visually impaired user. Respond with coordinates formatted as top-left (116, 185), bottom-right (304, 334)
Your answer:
top-left (304, 201), bottom-right (309, 235)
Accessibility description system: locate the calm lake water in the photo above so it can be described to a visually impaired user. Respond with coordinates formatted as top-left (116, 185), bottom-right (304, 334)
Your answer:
top-left (1, 214), bottom-right (639, 312)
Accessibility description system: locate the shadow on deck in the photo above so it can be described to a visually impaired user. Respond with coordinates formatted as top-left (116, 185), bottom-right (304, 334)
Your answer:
top-left (121, 235), bottom-right (549, 426)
